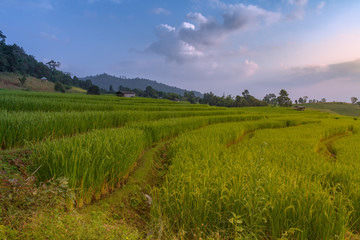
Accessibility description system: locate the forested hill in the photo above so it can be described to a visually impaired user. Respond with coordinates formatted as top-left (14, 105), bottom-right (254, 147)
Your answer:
top-left (81, 73), bottom-right (203, 98)
top-left (0, 30), bottom-right (90, 90)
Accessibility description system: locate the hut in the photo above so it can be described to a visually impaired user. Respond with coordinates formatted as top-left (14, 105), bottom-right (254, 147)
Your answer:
top-left (116, 91), bottom-right (136, 98)
top-left (293, 106), bottom-right (305, 111)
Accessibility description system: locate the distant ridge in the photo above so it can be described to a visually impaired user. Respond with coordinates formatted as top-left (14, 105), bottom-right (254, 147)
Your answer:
top-left (80, 73), bottom-right (203, 97)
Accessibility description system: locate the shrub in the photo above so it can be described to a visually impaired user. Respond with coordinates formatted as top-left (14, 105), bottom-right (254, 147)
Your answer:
top-left (54, 82), bottom-right (65, 93)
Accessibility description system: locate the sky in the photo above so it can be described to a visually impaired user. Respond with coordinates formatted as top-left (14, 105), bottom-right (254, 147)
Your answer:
top-left (1, 0), bottom-right (360, 102)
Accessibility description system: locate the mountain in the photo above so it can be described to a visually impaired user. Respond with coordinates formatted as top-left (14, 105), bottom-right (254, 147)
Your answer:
top-left (81, 73), bottom-right (203, 97)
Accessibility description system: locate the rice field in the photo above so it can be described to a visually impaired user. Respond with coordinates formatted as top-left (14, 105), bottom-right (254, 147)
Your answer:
top-left (1, 90), bottom-right (360, 239)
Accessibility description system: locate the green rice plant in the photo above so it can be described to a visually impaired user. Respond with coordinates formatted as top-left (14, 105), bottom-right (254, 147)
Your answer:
top-left (0, 92), bottom-right (218, 112)
top-left (151, 119), bottom-right (354, 239)
top-left (29, 112), bottom-right (263, 208)
top-left (31, 128), bottom-right (146, 208)
top-left (0, 109), bottom-right (248, 150)
top-left (129, 114), bottom-right (267, 145)
top-left (328, 130), bottom-right (360, 231)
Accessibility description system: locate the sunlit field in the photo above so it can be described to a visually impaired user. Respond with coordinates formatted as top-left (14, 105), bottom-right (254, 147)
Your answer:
top-left (1, 90), bottom-right (360, 239)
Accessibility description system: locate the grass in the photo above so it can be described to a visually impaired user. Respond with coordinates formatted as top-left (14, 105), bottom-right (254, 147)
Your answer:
top-left (303, 102), bottom-right (360, 117)
top-left (2, 89), bottom-right (360, 239)
top-left (151, 118), bottom-right (358, 239)
top-left (0, 72), bottom-right (86, 93)
top-left (1, 136), bottom-right (171, 239)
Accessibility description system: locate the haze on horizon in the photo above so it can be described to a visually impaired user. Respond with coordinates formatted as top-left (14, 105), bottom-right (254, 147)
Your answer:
top-left (1, 0), bottom-right (359, 102)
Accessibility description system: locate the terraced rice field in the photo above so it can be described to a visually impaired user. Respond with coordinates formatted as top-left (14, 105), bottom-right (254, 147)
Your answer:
top-left (1, 90), bottom-right (360, 239)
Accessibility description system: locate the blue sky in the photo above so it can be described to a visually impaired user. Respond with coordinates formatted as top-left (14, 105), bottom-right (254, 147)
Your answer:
top-left (1, 0), bottom-right (360, 101)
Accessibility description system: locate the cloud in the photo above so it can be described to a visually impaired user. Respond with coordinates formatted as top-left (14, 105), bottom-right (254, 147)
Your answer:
top-left (147, 24), bottom-right (203, 63)
top-left (317, 1), bottom-right (326, 9)
top-left (244, 60), bottom-right (259, 76)
top-left (152, 8), bottom-right (171, 15)
top-left (147, 1), bottom-right (281, 62)
top-left (182, 22), bottom-right (195, 30)
top-left (287, 0), bottom-right (308, 19)
top-left (316, 1), bottom-right (326, 14)
top-left (268, 59), bottom-right (360, 89)
top-left (288, 0), bottom-right (308, 6)
top-left (292, 64), bottom-right (329, 73)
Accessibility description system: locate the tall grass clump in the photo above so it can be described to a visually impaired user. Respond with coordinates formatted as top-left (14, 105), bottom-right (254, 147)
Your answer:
top-left (31, 128), bottom-right (146, 208)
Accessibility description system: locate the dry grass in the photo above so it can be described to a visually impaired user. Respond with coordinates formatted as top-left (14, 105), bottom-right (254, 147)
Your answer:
top-left (0, 72), bottom-right (86, 93)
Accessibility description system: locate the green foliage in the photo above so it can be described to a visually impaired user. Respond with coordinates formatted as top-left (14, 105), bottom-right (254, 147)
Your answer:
top-left (54, 81), bottom-right (65, 93)
top-left (183, 90), bottom-right (197, 104)
top-left (201, 90), bottom-right (268, 107)
top-left (87, 85), bottom-right (100, 95)
top-left (1, 172), bottom-right (75, 230)
top-left (143, 86), bottom-right (158, 98)
top-left (277, 89), bottom-right (292, 107)
top-left (0, 30), bottom-right (6, 43)
top-left (263, 93), bottom-right (277, 106)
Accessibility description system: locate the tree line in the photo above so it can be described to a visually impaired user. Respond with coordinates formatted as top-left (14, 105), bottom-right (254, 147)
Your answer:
top-left (200, 89), bottom-right (292, 107)
top-left (103, 85), bottom-right (183, 100)
top-left (104, 84), bottom-right (293, 107)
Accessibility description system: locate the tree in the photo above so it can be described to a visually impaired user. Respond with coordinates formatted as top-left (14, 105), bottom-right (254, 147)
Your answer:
top-left (351, 97), bottom-right (358, 104)
top-left (184, 91), bottom-right (197, 104)
top-left (109, 85), bottom-right (114, 93)
top-left (242, 89), bottom-right (250, 99)
top-left (18, 75), bottom-right (26, 86)
top-left (277, 89), bottom-right (292, 107)
top-left (234, 95), bottom-right (247, 107)
top-left (295, 100), bottom-right (298, 104)
top-left (321, 98), bottom-right (326, 103)
top-left (298, 97), bottom-right (304, 104)
top-left (87, 85), bottom-right (100, 95)
top-left (54, 81), bottom-right (65, 93)
top-left (163, 92), bottom-right (181, 101)
top-left (303, 96), bottom-right (308, 103)
top-left (144, 86), bottom-right (158, 98)
top-left (46, 60), bottom-right (61, 82)
top-left (263, 93), bottom-right (277, 106)
top-left (0, 30), bottom-right (6, 43)
top-left (46, 60), bottom-right (61, 71)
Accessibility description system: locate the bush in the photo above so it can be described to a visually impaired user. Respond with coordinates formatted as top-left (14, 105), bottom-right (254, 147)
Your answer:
top-left (54, 82), bottom-right (65, 93)
top-left (87, 85), bottom-right (100, 95)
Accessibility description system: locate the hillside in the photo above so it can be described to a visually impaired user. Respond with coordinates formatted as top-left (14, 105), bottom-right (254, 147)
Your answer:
top-left (303, 102), bottom-right (360, 117)
top-left (81, 73), bottom-right (203, 97)
top-left (0, 72), bottom-right (86, 93)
